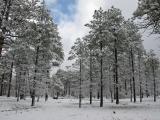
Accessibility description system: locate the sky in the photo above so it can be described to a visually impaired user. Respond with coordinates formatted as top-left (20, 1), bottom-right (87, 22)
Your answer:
top-left (45, 0), bottom-right (160, 70)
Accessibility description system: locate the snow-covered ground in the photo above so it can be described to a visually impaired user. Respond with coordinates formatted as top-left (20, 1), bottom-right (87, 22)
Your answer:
top-left (0, 96), bottom-right (160, 120)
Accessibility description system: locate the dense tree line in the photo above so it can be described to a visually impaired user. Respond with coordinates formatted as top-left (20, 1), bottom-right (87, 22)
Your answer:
top-left (0, 0), bottom-right (160, 109)
top-left (54, 6), bottom-right (160, 108)
top-left (0, 0), bottom-right (64, 106)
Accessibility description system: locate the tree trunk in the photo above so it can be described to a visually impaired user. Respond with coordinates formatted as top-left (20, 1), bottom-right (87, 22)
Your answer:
top-left (17, 72), bottom-right (21, 102)
top-left (130, 78), bottom-right (133, 102)
top-left (130, 48), bottom-right (136, 103)
top-left (0, 73), bottom-right (5, 96)
top-left (89, 51), bottom-right (93, 104)
top-left (15, 75), bottom-right (18, 97)
top-left (129, 54), bottom-right (132, 102)
top-left (125, 79), bottom-right (127, 95)
top-left (79, 58), bottom-right (82, 108)
top-left (68, 81), bottom-right (71, 96)
top-left (45, 93), bottom-right (48, 101)
top-left (3, 83), bottom-right (7, 95)
top-left (138, 52), bottom-right (142, 102)
top-left (145, 78), bottom-right (149, 98)
top-left (144, 63), bottom-right (149, 98)
top-left (100, 41), bottom-right (103, 107)
top-left (7, 61), bottom-right (14, 97)
top-left (0, 36), bottom-right (4, 57)
top-left (109, 67), bottom-right (113, 103)
top-left (79, 41), bottom-right (82, 108)
top-left (139, 76), bottom-right (142, 102)
top-left (114, 38), bottom-right (119, 104)
top-left (17, 83), bottom-right (20, 102)
top-left (97, 90), bottom-right (100, 99)
top-left (110, 86), bottom-right (113, 103)
top-left (152, 60), bottom-right (156, 102)
top-left (31, 46), bottom-right (39, 106)
top-left (64, 82), bottom-right (67, 96)
top-left (113, 67), bottom-right (116, 100)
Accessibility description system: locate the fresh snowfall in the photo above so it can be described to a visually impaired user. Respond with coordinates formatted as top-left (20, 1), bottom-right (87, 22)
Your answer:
top-left (0, 0), bottom-right (160, 120)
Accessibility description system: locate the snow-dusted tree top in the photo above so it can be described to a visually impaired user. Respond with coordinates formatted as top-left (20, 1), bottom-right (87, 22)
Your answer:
top-left (134, 0), bottom-right (160, 33)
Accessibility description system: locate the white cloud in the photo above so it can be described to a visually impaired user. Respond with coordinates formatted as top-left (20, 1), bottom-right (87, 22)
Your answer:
top-left (57, 0), bottom-right (108, 69)
top-left (106, 0), bottom-right (138, 18)
top-left (51, 0), bottom-right (160, 70)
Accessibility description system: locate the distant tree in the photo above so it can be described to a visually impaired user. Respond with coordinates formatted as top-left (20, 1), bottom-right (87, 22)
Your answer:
top-left (147, 50), bottom-right (159, 102)
top-left (123, 20), bottom-right (143, 102)
top-left (68, 38), bottom-right (87, 108)
top-left (51, 75), bottom-right (64, 99)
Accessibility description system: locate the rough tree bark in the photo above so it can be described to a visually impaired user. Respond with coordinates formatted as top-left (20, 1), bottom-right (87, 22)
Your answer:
top-left (31, 46), bottom-right (39, 106)
top-left (152, 60), bottom-right (156, 102)
top-left (79, 58), bottom-right (82, 108)
top-left (144, 63), bottom-right (149, 97)
top-left (17, 72), bottom-right (21, 102)
top-left (89, 51), bottom-right (93, 104)
top-left (114, 37), bottom-right (119, 104)
top-left (100, 41), bottom-right (103, 107)
top-left (109, 68), bottom-right (113, 103)
top-left (0, 73), bottom-right (5, 96)
top-left (125, 79), bottom-right (127, 95)
top-left (7, 61), bottom-right (14, 97)
top-left (130, 48), bottom-right (136, 103)
top-left (129, 53), bottom-right (133, 102)
top-left (138, 51), bottom-right (142, 102)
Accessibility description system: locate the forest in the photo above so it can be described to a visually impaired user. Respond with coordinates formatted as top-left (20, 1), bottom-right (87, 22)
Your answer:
top-left (0, 0), bottom-right (160, 120)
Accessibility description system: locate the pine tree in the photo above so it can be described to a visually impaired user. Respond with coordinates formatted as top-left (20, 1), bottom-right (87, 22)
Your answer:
top-left (68, 38), bottom-right (87, 108)
top-left (134, 0), bottom-right (160, 34)
top-left (147, 50), bottom-right (159, 102)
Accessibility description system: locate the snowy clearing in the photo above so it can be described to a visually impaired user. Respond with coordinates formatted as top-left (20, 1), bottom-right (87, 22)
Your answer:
top-left (0, 97), bottom-right (160, 120)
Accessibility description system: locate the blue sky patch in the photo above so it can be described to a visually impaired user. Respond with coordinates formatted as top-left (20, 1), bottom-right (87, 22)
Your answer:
top-left (46, 0), bottom-right (77, 23)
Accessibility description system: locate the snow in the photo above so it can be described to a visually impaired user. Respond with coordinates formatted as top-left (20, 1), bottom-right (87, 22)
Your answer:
top-left (0, 96), bottom-right (160, 120)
